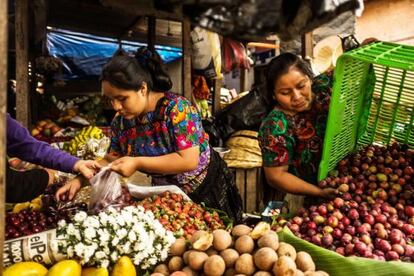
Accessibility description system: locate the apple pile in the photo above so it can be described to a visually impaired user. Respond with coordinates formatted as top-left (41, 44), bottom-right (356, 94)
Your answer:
top-left (5, 181), bottom-right (87, 240)
top-left (31, 119), bottom-right (62, 138)
top-left (288, 143), bottom-right (414, 262)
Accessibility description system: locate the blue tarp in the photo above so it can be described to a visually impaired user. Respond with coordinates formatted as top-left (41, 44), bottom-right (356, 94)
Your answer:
top-left (47, 28), bottom-right (182, 80)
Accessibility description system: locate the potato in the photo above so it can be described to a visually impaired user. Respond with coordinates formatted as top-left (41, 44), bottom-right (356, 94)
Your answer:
top-left (151, 273), bottom-right (166, 276)
top-left (235, 235), bottom-right (255, 254)
top-left (257, 232), bottom-right (279, 251)
top-left (224, 268), bottom-right (237, 276)
top-left (273, 256), bottom-right (296, 276)
top-left (213, 229), bottom-right (233, 251)
top-left (295, 252), bottom-right (315, 272)
top-left (182, 266), bottom-right (198, 276)
top-left (191, 231), bottom-right (213, 251)
top-left (183, 250), bottom-right (197, 265)
top-left (154, 264), bottom-right (170, 275)
top-left (170, 238), bottom-right (187, 256)
top-left (235, 253), bottom-right (256, 275)
top-left (250, 222), bottom-right (271, 239)
top-left (206, 247), bottom-right (219, 256)
top-left (169, 256), bottom-right (184, 272)
top-left (203, 255), bottom-right (226, 276)
top-left (170, 272), bottom-right (187, 276)
top-left (277, 242), bottom-right (297, 260)
top-left (304, 272), bottom-right (329, 276)
top-left (296, 270), bottom-right (305, 276)
top-left (253, 272), bottom-right (272, 276)
top-left (232, 225), bottom-right (252, 237)
top-left (188, 251), bottom-right (209, 271)
top-left (253, 247), bottom-right (278, 271)
top-left (220, 248), bottom-right (240, 268)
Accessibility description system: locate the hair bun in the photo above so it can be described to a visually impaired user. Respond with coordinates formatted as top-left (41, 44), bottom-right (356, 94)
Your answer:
top-left (135, 47), bottom-right (173, 91)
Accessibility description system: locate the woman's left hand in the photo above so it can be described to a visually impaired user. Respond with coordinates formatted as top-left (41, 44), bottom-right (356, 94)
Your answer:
top-left (110, 157), bottom-right (139, 177)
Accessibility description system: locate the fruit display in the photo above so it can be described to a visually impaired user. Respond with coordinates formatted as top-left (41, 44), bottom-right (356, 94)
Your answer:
top-left (150, 222), bottom-right (329, 276)
top-left (287, 143), bottom-right (414, 262)
top-left (64, 126), bottom-right (108, 158)
top-left (5, 181), bottom-right (87, 240)
top-left (138, 192), bottom-right (226, 238)
top-left (31, 119), bottom-right (71, 144)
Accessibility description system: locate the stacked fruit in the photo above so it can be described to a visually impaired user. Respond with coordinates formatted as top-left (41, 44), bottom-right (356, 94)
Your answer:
top-left (150, 222), bottom-right (329, 276)
top-left (138, 192), bottom-right (225, 238)
top-left (64, 126), bottom-right (104, 156)
top-left (5, 181), bottom-right (87, 240)
top-left (288, 143), bottom-right (414, 261)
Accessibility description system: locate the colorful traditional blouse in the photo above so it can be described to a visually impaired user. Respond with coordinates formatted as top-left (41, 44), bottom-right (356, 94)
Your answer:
top-left (110, 92), bottom-right (210, 193)
top-left (258, 73), bottom-right (333, 184)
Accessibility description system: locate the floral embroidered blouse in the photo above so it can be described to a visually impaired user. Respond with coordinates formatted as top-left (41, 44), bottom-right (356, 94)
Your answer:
top-left (258, 73), bottom-right (333, 184)
top-left (110, 92), bottom-right (210, 193)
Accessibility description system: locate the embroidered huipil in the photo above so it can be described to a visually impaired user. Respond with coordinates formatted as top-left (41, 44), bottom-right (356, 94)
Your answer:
top-left (110, 92), bottom-right (210, 193)
top-left (258, 73), bottom-right (333, 184)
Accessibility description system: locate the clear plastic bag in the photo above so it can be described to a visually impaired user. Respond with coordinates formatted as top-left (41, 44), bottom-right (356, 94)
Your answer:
top-left (127, 184), bottom-right (191, 201)
top-left (89, 167), bottom-right (133, 214)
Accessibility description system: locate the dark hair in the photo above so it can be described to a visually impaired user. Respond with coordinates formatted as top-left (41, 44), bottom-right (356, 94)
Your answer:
top-left (266, 53), bottom-right (314, 104)
top-left (100, 47), bottom-right (172, 92)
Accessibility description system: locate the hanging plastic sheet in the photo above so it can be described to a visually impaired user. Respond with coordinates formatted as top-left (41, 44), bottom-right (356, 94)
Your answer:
top-left (156, 0), bottom-right (360, 41)
top-left (47, 28), bottom-right (182, 80)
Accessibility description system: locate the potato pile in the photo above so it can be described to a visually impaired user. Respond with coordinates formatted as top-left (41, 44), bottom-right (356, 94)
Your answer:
top-left (150, 222), bottom-right (329, 276)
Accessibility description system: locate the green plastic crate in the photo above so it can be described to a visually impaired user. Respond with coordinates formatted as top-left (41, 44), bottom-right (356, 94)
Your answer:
top-left (318, 42), bottom-right (414, 181)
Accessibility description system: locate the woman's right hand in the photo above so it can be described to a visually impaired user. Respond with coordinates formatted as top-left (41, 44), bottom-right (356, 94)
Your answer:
top-left (55, 177), bottom-right (82, 201)
top-left (320, 187), bottom-right (338, 199)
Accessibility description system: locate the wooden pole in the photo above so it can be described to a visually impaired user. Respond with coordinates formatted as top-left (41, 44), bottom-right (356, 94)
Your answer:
top-left (301, 31), bottom-right (313, 59)
top-left (0, 0), bottom-right (8, 270)
top-left (212, 77), bottom-right (222, 115)
top-left (182, 19), bottom-right (191, 99)
top-left (15, 0), bottom-right (30, 127)
top-left (147, 16), bottom-right (156, 53)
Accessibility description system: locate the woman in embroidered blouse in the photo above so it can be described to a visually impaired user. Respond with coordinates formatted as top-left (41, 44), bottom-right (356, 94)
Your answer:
top-left (56, 48), bottom-right (243, 221)
top-left (258, 53), bottom-right (336, 199)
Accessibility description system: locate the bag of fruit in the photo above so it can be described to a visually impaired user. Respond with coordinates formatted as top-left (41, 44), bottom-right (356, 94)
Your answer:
top-left (89, 166), bottom-right (133, 214)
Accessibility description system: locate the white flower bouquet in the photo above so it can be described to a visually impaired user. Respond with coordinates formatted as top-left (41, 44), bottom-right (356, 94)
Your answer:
top-left (54, 205), bottom-right (175, 270)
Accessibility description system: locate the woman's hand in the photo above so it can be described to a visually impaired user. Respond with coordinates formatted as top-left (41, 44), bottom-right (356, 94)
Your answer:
top-left (320, 188), bottom-right (338, 199)
top-left (73, 160), bottom-right (102, 179)
top-left (110, 157), bottom-right (139, 177)
top-left (55, 177), bottom-right (83, 201)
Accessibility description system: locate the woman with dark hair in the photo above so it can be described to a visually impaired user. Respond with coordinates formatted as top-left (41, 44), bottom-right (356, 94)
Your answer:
top-left (56, 48), bottom-right (243, 222)
top-left (258, 53), bottom-right (336, 199)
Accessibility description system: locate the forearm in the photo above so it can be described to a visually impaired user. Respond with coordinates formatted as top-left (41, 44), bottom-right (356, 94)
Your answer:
top-left (265, 169), bottom-right (323, 197)
top-left (135, 153), bottom-right (198, 175)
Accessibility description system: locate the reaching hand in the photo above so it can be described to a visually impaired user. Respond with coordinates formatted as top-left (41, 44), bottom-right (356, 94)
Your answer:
top-left (73, 160), bottom-right (102, 179)
top-left (320, 188), bottom-right (338, 199)
top-left (110, 157), bottom-right (139, 177)
top-left (55, 177), bottom-right (82, 201)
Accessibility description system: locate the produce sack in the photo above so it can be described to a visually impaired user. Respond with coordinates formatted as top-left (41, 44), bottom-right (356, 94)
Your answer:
top-left (278, 227), bottom-right (414, 276)
top-left (215, 84), bottom-right (272, 140)
top-left (3, 229), bottom-right (64, 267)
top-left (89, 166), bottom-right (132, 214)
top-left (191, 26), bottom-right (217, 79)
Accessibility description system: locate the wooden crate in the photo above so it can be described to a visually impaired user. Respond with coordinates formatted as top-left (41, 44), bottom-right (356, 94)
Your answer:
top-left (232, 167), bottom-right (265, 213)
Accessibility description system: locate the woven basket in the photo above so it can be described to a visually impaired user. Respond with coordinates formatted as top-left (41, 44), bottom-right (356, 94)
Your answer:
top-left (224, 130), bottom-right (262, 169)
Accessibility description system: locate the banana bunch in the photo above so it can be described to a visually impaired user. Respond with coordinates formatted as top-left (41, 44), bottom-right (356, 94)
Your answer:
top-left (65, 126), bottom-right (104, 156)
top-left (12, 195), bottom-right (43, 213)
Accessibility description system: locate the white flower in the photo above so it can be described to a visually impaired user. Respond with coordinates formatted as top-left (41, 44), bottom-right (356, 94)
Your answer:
top-left (57, 205), bottom-right (175, 271)
top-left (128, 231), bottom-right (136, 242)
top-left (116, 229), bottom-right (128, 239)
top-left (112, 237), bottom-right (120, 246)
top-left (84, 227), bottom-right (96, 240)
top-left (95, 251), bottom-right (106, 260)
top-left (74, 211), bottom-right (87, 223)
top-left (57, 219), bottom-right (67, 228)
top-left (74, 243), bottom-right (85, 256)
top-left (84, 217), bottom-right (100, 228)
